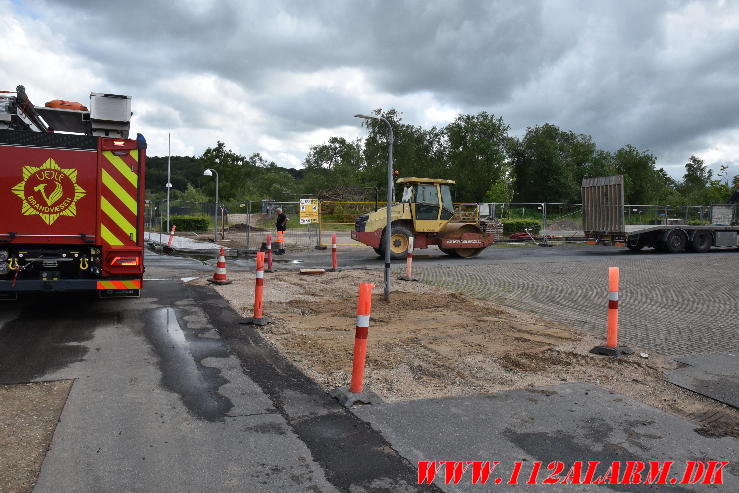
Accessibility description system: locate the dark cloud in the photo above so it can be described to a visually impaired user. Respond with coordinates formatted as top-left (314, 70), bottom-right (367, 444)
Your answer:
top-left (16, 0), bottom-right (739, 176)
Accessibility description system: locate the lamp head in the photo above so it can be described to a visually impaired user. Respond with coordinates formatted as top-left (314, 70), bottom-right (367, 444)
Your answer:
top-left (203, 169), bottom-right (213, 177)
top-left (354, 114), bottom-right (374, 120)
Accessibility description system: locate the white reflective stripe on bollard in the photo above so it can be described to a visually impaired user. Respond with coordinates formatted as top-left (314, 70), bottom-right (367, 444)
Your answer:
top-left (356, 314), bottom-right (370, 328)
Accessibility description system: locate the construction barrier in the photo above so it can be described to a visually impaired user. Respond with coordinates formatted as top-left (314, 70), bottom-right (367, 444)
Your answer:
top-left (350, 282), bottom-right (374, 393)
top-left (207, 247), bottom-right (232, 285)
top-left (145, 199), bottom-right (721, 250)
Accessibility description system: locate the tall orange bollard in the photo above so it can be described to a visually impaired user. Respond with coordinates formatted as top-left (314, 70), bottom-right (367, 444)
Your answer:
top-left (329, 282), bottom-right (381, 407)
top-left (591, 267), bottom-right (632, 356)
top-left (350, 282), bottom-right (374, 393)
top-left (265, 233), bottom-right (274, 272)
top-left (328, 233), bottom-right (340, 272)
top-left (607, 266), bottom-right (619, 347)
top-left (241, 251), bottom-right (272, 326)
top-left (167, 225), bottom-right (177, 247)
top-left (398, 236), bottom-right (417, 281)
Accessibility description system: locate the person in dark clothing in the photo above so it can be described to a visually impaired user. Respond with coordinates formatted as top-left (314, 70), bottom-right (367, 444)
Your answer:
top-left (275, 207), bottom-right (287, 254)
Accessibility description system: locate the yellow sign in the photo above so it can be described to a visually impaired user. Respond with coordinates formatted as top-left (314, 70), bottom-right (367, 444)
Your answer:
top-left (11, 158), bottom-right (86, 225)
top-left (299, 198), bottom-right (319, 224)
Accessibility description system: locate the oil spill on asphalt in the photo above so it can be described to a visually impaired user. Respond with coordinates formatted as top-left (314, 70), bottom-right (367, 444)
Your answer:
top-left (0, 292), bottom-right (101, 384)
top-left (143, 306), bottom-right (233, 421)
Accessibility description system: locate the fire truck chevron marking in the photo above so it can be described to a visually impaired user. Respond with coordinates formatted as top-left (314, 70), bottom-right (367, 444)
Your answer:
top-left (102, 150), bottom-right (138, 187)
top-left (101, 169), bottom-right (137, 214)
top-left (100, 224), bottom-right (124, 246)
top-left (101, 196), bottom-right (136, 241)
top-left (97, 280), bottom-right (141, 290)
top-left (100, 148), bottom-right (138, 247)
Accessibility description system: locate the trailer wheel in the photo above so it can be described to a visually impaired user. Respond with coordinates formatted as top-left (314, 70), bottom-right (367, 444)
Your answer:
top-left (626, 239), bottom-right (644, 251)
top-left (689, 230), bottom-right (712, 253)
top-left (664, 230), bottom-right (687, 253)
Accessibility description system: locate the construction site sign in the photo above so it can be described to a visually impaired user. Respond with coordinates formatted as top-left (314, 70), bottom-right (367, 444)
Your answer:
top-left (300, 198), bottom-right (319, 224)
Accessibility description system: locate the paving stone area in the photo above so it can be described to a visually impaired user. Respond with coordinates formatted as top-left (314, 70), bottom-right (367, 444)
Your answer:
top-left (415, 253), bottom-right (739, 357)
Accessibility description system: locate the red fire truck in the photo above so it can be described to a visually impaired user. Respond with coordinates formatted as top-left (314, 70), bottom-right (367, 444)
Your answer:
top-left (0, 85), bottom-right (145, 298)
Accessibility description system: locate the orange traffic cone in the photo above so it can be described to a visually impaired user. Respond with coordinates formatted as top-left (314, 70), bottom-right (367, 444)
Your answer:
top-left (208, 247), bottom-right (233, 285)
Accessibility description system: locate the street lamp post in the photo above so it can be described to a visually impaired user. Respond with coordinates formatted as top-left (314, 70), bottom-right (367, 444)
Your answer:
top-left (166, 133), bottom-right (172, 231)
top-left (354, 113), bottom-right (394, 301)
top-left (203, 168), bottom-right (219, 242)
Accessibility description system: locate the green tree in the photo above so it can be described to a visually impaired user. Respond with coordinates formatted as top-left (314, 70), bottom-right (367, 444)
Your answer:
top-left (360, 109), bottom-right (445, 194)
top-left (681, 155), bottom-right (713, 193)
top-left (177, 183), bottom-right (209, 202)
top-left (511, 124), bottom-right (585, 202)
top-left (302, 137), bottom-right (364, 193)
top-left (612, 145), bottom-right (661, 203)
top-left (484, 177), bottom-right (515, 202)
top-left (443, 112), bottom-right (510, 202)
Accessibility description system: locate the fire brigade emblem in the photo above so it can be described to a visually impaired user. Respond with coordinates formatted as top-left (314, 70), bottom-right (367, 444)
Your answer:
top-left (11, 158), bottom-right (86, 225)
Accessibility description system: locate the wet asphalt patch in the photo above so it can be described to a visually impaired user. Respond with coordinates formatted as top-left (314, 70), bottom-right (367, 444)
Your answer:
top-left (142, 306), bottom-right (233, 421)
top-left (0, 292), bottom-right (100, 384)
top-left (191, 283), bottom-right (438, 492)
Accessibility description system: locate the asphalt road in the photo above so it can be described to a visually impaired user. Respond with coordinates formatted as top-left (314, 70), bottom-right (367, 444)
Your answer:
top-left (2, 245), bottom-right (736, 491)
top-left (0, 279), bottom-right (430, 492)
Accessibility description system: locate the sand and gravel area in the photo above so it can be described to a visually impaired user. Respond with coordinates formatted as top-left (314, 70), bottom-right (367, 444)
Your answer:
top-left (198, 269), bottom-right (738, 437)
top-left (0, 380), bottom-right (72, 493)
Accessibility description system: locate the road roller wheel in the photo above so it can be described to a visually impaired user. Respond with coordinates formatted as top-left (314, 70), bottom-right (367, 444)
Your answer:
top-left (455, 248), bottom-right (483, 258)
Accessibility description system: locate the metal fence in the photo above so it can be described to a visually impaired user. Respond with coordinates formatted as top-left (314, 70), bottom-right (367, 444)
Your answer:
top-left (480, 203), bottom-right (718, 238)
top-left (144, 199), bottom-right (728, 251)
top-left (145, 200), bottom-right (320, 250)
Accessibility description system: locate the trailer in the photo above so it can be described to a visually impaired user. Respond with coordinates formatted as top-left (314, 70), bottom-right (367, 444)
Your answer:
top-left (0, 85), bottom-right (145, 298)
top-left (582, 175), bottom-right (739, 253)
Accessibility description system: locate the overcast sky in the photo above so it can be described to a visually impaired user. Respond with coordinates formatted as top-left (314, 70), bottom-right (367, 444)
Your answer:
top-left (2, 0), bottom-right (738, 181)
